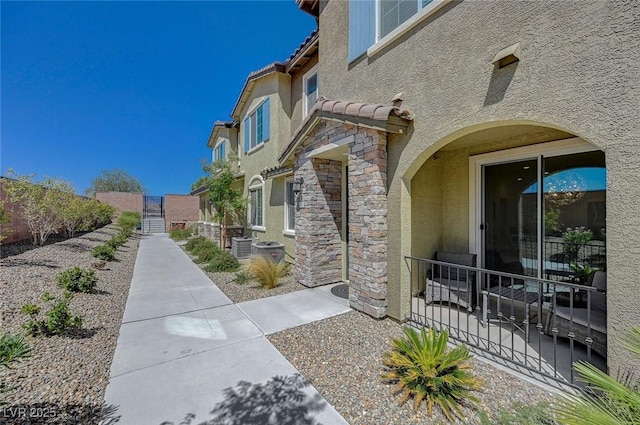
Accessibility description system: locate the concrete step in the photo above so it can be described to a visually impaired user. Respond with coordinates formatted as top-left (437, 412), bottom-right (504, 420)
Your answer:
top-left (142, 219), bottom-right (166, 234)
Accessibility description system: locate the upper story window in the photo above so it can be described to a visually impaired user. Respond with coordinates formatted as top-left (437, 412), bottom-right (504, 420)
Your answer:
top-left (303, 67), bottom-right (318, 118)
top-left (348, 0), bottom-right (444, 62)
top-left (243, 98), bottom-right (270, 154)
top-left (213, 140), bottom-right (226, 162)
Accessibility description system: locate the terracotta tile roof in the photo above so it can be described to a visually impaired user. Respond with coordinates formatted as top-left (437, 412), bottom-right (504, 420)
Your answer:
top-left (213, 120), bottom-right (235, 128)
top-left (297, 0), bottom-right (320, 17)
top-left (278, 97), bottom-right (413, 164)
top-left (286, 29), bottom-right (318, 68)
top-left (230, 62), bottom-right (287, 119)
top-left (230, 29), bottom-right (318, 119)
top-left (260, 165), bottom-right (294, 179)
top-left (247, 62), bottom-right (287, 80)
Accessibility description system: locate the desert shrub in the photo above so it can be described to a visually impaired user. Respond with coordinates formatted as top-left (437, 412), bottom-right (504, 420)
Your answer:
top-left (119, 227), bottom-right (133, 238)
top-left (234, 270), bottom-right (252, 285)
top-left (196, 246), bottom-right (224, 264)
top-left (106, 234), bottom-right (128, 249)
top-left (479, 401), bottom-right (555, 425)
top-left (279, 261), bottom-right (291, 278)
top-left (247, 256), bottom-right (288, 289)
top-left (381, 326), bottom-right (481, 421)
top-left (95, 202), bottom-right (116, 226)
top-left (92, 244), bottom-right (116, 261)
top-left (0, 334), bottom-right (31, 406)
top-left (170, 228), bottom-right (192, 241)
top-left (184, 236), bottom-right (208, 253)
top-left (57, 267), bottom-right (98, 293)
top-left (191, 239), bottom-right (218, 256)
top-left (117, 211), bottom-right (141, 232)
top-left (22, 292), bottom-right (82, 337)
top-left (203, 251), bottom-right (239, 273)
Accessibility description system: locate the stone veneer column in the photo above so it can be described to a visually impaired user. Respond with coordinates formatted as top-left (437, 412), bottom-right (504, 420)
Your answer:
top-left (295, 156), bottom-right (343, 287)
top-left (348, 129), bottom-right (388, 318)
top-left (294, 121), bottom-right (348, 288)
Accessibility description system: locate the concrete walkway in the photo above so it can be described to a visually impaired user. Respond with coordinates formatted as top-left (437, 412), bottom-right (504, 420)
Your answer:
top-left (103, 234), bottom-right (351, 425)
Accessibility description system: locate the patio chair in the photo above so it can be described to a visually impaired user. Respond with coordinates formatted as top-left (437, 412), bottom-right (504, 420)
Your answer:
top-left (425, 251), bottom-right (477, 313)
top-left (546, 271), bottom-right (607, 358)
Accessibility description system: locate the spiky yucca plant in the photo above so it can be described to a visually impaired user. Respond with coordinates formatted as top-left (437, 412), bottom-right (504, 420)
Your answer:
top-left (555, 326), bottom-right (640, 425)
top-left (247, 255), bottom-right (288, 289)
top-left (381, 326), bottom-right (481, 422)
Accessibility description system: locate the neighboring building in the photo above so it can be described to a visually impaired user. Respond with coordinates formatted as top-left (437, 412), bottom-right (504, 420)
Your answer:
top-left (277, 0), bottom-right (638, 379)
top-left (194, 30), bottom-right (319, 260)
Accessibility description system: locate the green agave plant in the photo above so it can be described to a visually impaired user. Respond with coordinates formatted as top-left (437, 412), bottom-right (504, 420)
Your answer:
top-left (555, 326), bottom-right (640, 425)
top-left (381, 326), bottom-right (481, 421)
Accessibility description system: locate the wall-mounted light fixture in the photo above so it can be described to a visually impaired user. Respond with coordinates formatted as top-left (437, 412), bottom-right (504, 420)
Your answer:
top-left (492, 42), bottom-right (521, 68)
top-left (292, 177), bottom-right (303, 194)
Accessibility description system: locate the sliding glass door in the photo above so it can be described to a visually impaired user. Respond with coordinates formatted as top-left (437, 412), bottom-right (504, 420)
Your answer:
top-left (482, 150), bottom-right (606, 280)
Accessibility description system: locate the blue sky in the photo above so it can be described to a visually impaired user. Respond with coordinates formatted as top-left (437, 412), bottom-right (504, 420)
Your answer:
top-left (1, 1), bottom-right (316, 195)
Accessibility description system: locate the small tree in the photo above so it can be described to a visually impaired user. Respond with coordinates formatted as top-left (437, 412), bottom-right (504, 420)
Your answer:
top-left (202, 157), bottom-right (246, 249)
top-left (3, 171), bottom-right (75, 245)
top-left (85, 168), bottom-right (146, 197)
top-left (58, 194), bottom-right (89, 238)
top-left (0, 198), bottom-right (13, 245)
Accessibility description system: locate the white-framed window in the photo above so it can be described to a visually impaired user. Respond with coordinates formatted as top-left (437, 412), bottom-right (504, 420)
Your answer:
top-left (468, 138), bottom-right (606, 278)
top-left (248, 176), bottom-right (265, 230)
top-left (302, 67), bottom-right (318, 118)
top-left (284, 178), bottom-right (296, 234)
top-left (213, 140), bottom-right (226, 162)
top-left (348, 0), bottom-right (445, 62)
top-left (243, 98), bottom-right (270, 154)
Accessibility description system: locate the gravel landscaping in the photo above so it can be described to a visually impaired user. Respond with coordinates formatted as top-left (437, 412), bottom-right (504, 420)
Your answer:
top-left (1, 230), bottom-right (559, 424)
top-left (268, 310), bottom-right (558, 425)
top-left (180, 246), bottom-right (305, 303)
top-left (0, 225), bottom-right (139, 425)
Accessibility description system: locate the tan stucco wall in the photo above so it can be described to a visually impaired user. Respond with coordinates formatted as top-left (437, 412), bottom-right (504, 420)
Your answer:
top-left (236, 73), bottom-right (296, 263)
top-left (318, 0), bottom-right (639, 371)
top-left (290, 55), bottom-right (319, 133)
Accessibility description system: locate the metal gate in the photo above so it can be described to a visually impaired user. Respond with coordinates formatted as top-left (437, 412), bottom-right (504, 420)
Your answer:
top-left (143, 196), bottom-right (164, 218)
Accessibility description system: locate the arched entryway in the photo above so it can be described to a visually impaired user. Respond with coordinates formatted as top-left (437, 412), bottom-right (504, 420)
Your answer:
top-left (400, 121), bottom-right (607, 387)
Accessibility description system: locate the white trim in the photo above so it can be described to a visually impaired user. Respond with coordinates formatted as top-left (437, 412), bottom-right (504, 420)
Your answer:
top-left (248, 175), bottom-right (265, 230)
top-left (284, 177), bottom-right (296, 234)
top-left (246, 142), bottom-right (265, 156)
top-left (468, 137), bottom-right (598, 267)
top-left (243, 96), bottom-right (270, 153)
top-left (302, 65), bottom-right (318, 119)
top-left (306, 135), bottom-right (355, 159)
top-left (244, 95), bottom-right (269, 118)
top-left (368, 0), bottom-right (451, 58)
top-left (213, 137), bottom-right (226, 149)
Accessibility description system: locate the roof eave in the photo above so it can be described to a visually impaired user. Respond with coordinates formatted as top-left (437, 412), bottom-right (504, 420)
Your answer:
top-left (297, 0), bottom-right (319, 17)
top-left (190, 185), bottom-right (209, 196)
top-left (230, 63), bottom-right (286, 120)
top-left (286, 31), bottom-right (319, 74)
top-left (278, 110), bottom-right (411, 166)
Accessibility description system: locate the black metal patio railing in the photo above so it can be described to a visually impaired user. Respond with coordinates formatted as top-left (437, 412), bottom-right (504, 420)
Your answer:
top-left (405, 256), bottom-right (606, 387)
